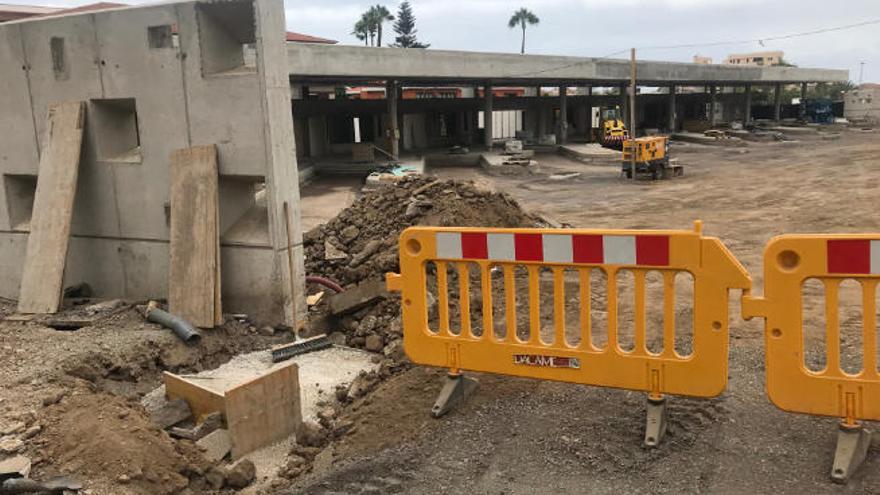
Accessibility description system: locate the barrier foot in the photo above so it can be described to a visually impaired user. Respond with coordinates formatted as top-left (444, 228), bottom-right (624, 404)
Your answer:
top-left (644, 396), bottom-right (668, 447)
top-left (831, 422), bottom-right (872, 484)
top-left (431, 373), bottom-right (479, 418)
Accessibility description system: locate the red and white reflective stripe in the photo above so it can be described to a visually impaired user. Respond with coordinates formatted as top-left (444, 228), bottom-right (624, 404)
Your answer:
top-left (827, 239), bottom-right (880, 274)
top-left (435, 232), bottom-right (669, 266)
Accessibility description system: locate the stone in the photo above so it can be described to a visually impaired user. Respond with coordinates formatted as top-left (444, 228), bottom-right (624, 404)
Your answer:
top-left (356, 316), bottom-right (377, 337)
top-left (0, 455), bottom-right (31, 479)
top-left (258, 325), bottom-right (276, 336)
top-left (296, 422), bottom-right (327, 448)
top-left (328, 278), bottom-right (388, 315)
top-left (339, 225), bottom-right (360, 244)
top-left (349, 240), bottom-right (382, 268)
top-left (327, 331), bottom-right (346, 346)
top-left (0, 421), bottom-right (25, 436)
top-left (226, 459), bottom-right (256, 489)
top-left (383, 339), bottom-right (405, 361)
top-left (286, 455), bottom-right (306, 468)
top-left (43, 390), bottom-right (67, 407)
top-left (148, 398), bottom-right (192, 429)
top-left (117, 474), bottom-right (130, 484)
top-left (324, 240), bottom-right (347, 261)
top-left (205, 466), bottom-right (226, 490)
top-left (169, 411), bottom-right (222, 441)
top-left (301, 313), bottom-right (335, 339)
top-left (364, 334), bottom-right (383, 352)
top-left (22, 425), bottom-right (41, 439)
top-left (196, 429), bottom-right (231, 463)
top-left (317, 407), bottom-right (337, 423)
top-left (0, 436), bottom-right (23, 454)
top-left (347, 373), bottom-right (377, 400)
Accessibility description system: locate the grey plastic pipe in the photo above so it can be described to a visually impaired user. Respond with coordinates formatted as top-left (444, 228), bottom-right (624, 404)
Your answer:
top-left (145, 305), bottom-right (201, 343)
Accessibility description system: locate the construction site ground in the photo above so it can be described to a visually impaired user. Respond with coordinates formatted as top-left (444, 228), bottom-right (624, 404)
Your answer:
top-left (287, 129), bottom-right (880, 494)
top-left (1, 129), bottom-right (878, 494)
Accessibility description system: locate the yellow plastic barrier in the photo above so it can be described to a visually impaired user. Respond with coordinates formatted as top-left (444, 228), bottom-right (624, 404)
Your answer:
top-left (743, 235), bottom-right (880, 482)
top-left (387, 221), bottom-right (750, 444)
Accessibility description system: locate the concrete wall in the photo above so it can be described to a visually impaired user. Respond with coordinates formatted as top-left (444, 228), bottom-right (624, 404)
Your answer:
top-left (0, 0), bottom-right (304, 325)
top-left (844, 87), bottom-right (880, 123)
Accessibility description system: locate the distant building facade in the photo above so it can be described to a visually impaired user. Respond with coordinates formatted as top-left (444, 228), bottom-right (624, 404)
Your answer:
top-left (693, 55), bottom-right (713, 65)
top-left (724, 51), bottom-right (784, 66)
top-left (845, 84), bottom-right (880, 123)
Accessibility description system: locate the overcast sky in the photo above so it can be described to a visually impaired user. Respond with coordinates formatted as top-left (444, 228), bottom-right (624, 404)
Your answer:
top-left (9, 0), bottom-right (879, 82)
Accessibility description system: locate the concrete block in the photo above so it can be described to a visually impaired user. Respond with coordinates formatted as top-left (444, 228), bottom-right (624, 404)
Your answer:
top-left (328, 278), bottom-right (388, 315)
top-left (197, 428), bottom-right (232, 463)
top-left (148, 398), bottom-right (193, 429)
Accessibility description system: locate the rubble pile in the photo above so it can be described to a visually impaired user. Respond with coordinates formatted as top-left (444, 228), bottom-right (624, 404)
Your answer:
top-left (302, 177), bottom-right (537, 355)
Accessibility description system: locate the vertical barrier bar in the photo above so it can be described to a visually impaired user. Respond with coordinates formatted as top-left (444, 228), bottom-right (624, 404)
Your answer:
top-left (607, 267), bottom-right (619, 352)
top-left (437, 261), bottom-right (450, 336)
top-left (458, 263), bottom-right (472, 337)
top-left (862, 280), bottom-right (878, 378)
top-left (504, 266), bottom-right (516, 342)
top-left (481, 263), bottom-right (493, 341)
top-left (634, 270), bottom-right (647, 356)
top-left (825, 280), bottom-right (842, 377)
top-left (528, 265), bottom-right (540, 345)
top-left (662, 271), bottom-right (676, 358)
top-left (553, 267), bottom-right (566, 347)
top-left (579, 268), bottom-right (592, 351)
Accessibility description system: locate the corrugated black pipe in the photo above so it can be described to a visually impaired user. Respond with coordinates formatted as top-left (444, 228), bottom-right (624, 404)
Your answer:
top-left (145, 306), bottom-right (201, 343)
top-left (306, 275), bottom-right (344, 293)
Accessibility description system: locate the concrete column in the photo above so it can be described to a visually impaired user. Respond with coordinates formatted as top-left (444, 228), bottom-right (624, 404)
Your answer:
top-left (800, 82), bottom-right (808, 121)
top-left (585, 86), bottom-right (593, 142)
top-left (483, 82), bottom-right (493, 149)
top-left (773, 83), bottom-right (782, 121)
top-left (667, 85), bottom-right (676, 132)
top-left (386, 80), bottom-right (399, 158)
top-left (744, 84), bottom-right (752, 124)
top-left (709, 85), bottom-right (717, 127)
top-left (620, 84), bottom-right (629, 130)
top-left (558, 86), bottom-right (568, 144)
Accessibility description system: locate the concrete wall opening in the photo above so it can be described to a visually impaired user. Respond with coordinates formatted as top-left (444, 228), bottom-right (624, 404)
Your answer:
top-left (219, 176), bottom-right (269, 246)
top-left (89, 98), bottom-right (142, 163)
top-left (196, 0), bottom-right (257, 76)
top-left (3, 174), bottom-right (37, 231)
top-left (50, 36), bottom-right (67, 80)
top-left (147, 25), bottom-right (174, 49)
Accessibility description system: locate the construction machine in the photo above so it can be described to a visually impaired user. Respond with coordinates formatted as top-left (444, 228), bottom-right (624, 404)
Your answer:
top-left (621, 136), bottom-right (682, 180)
top-left (593, 106), bottom-right (628, 150)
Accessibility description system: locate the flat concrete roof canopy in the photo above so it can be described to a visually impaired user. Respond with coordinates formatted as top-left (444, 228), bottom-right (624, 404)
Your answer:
top-left (287, 44), bottom-right (849, 86)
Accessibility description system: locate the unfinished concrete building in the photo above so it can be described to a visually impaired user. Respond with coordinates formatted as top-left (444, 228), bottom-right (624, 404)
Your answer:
top-left (287, 45), bottom-right (847, 170)
top-left (0, 0), bottom-right (303, 325)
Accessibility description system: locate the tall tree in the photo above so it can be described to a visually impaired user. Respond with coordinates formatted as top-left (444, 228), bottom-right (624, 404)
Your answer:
top-left (391, 1), bottom-right (429, 48)
top-left (370, 5), bottom-right (394, 47)
top-left (508, 7), bottom-right (539, 54)
top-left (352, 17), bottom-right (369, 46)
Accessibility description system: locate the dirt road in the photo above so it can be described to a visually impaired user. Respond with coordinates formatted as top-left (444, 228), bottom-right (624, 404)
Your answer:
top-left (286, 130), bottom-right (880, 494)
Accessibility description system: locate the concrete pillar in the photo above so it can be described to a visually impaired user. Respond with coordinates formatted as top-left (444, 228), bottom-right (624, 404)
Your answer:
top-left (558, 86), bottom-right (568, 144)
top-left (800, 82), bottom-right (808, 121)
top-left (773, 83), bottom-right (782, 121)
top-left (386, 80), bottom-right (399, 158)
top-left (585, 86), bottom-right (593, 142)
top-left (668, 85), bottom-right (676, 132)
top-left (709, 85), bottom-right (717, 127)
top-left (620, 84), bottom-right (629, 130)
top-left (744, 84), bottom-right (752, 124)
top-left (483, 82), bottom-right (493, 149)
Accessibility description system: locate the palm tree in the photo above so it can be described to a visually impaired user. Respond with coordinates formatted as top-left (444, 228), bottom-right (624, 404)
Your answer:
top-left (370, 5), bottom-right (394, 47)
top-left (508, 7), bottom-right (539, 54)
top-left (352, 18), bottom-right (369, 46)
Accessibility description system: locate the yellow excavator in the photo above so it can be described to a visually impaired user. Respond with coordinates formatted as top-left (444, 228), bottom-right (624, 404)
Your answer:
top-left (593, 106), bottom-right (628, 150)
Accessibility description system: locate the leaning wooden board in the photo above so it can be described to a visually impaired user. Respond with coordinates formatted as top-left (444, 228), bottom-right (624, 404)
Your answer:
top-left (226, 361), bottom-right (302, 459)
top-left (168, 144), bottom-right (222, 328)
top-left (18, 102), bottom-right (86, 314)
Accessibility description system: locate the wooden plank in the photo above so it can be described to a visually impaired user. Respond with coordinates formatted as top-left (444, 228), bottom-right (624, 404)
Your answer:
top-left (163, 371), bottom-right (226, 422)
top-left (225, 361), bottom-right (302, 459)
top-left (168, 145), bottom-right (221, 328)
top-left (17, 102), bottom-right (86, 314)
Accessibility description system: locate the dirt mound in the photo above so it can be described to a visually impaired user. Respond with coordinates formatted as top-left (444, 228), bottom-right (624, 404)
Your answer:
top-left (302, 177), bottom-right (537, 354)
top-left (38, 392), bottom-right (208, 494)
